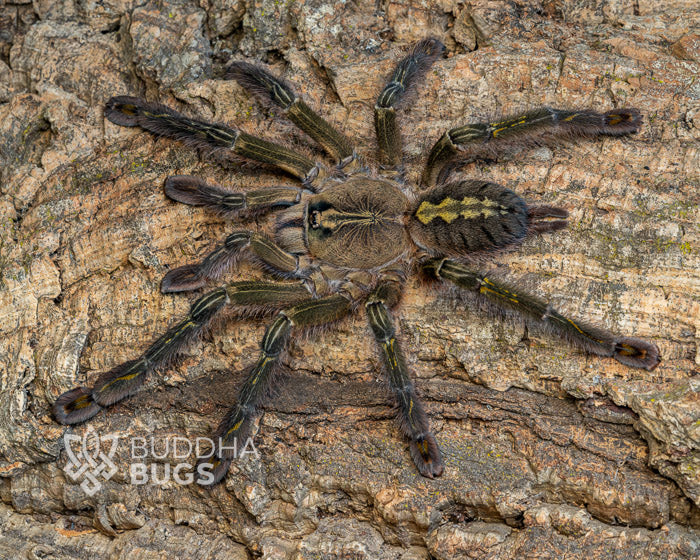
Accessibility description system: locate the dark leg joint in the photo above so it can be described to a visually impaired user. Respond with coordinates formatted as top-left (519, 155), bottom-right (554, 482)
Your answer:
top-left (261, 314), bottom-right (292, 356)
top-left (189, 288), bottom-right (229, 322)
top-left (366, 301), bottom-right (395, 342)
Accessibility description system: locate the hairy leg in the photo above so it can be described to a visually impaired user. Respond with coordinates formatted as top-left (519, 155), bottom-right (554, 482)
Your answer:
top-left (423, 258), bottom-right (660, 370)
top-left (52, 281), bottom-right (312, 424)
top-left (527, 204), bottom-right (569, 235)
top-left (161, 230), bottom-right (303, 293)
top-left (227, 62), bottom-right (356, 169)
top-left (163, 175), bottom-right (302, 218)
top-left (375, 38), bottom-right (444, 168)
top-left (366, 281), bottom-right (444, 478)
top-left (421, 107), bottom-right (642, 188)
top-left (105, 96), bottom-right (323, 186)
top-left (203, 293), bottom-right (353, 485)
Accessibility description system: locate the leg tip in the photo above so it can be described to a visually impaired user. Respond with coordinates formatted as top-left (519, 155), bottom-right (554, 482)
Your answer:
top-left (528, 205), bottom-right (569, 219)
top-left (529, 219), bottom-right (569, 235)
top-left (413, 37), bottom-right (446, 59)
top-left (410, 433), bottom-right (444, 478)
top-left (527, 205), bottom-right (570, 236)
top-left (161, 265), bottom-right (207, 293)
top-left (614, 337), bottom-right (661, 370)
top-left (195, 456), bottom-right (232, 487)
top-left (164, 176), bottom-right (208, 205)
top-left (53, 386), bottom-right (102, 424)
top-left (104, 96), bottom-right (144, 127)
top-left (602, 108), bottom-right (642, 135)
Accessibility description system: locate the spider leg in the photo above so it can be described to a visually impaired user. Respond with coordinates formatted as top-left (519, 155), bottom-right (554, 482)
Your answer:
top-left (421, 107), bottom-right (642, 188)
top-left (164, 175), bottom-right (302, 218)
top-left (423, 258), bottom-right (660, 370)
top-left (375, 38), bottom-right (444, 168)
top-left (366, 280), bottom-right (444, 478)
top-left (162, 230), bottom-right (304, 293)
top-left (104, 96), bottom-right (323, 187)
top-left (54, 288), bottom-right (228, 424)
top-left (203, 293), bottom-right (353, 485)
top-left (226, 62), bottom-right (357, 170)
top-left (527, 204), bottom-right (569, 235)
top-left (53, 281), bottom-right (312, 425)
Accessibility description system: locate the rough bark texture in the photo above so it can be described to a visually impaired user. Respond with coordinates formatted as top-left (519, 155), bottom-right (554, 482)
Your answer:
top-left (0, 0), bottom-right (698, 558)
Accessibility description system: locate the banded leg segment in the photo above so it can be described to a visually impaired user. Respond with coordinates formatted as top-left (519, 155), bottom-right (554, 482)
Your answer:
top-left (105, 96), bottom-right (321, 185)
top-left (53, 282), bottom-right (312, 425)
top-left (227, 63), bottom-right (356, 168)
top-left (225, 281), bottom-right (311, 311)
top-left (366, 283), bottom-right (444, 478)
top-left (53, 288), bottom-right (229, 424)
top-left (162, 231), bottom-right (302, 293)
top-left (424, 258), bottom-right (660, 369)
top-left (375, 38), bottom-right (444, 167)
top-left (421, 107), bottom-right (642, 187)
top-left (164, 176), bottom-right (301, 218)
top-left (204, 294), bottom-right (353, 485)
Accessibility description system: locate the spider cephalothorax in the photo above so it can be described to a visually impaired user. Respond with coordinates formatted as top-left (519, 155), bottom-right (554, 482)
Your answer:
top-left (53, 38), bottom-right (659, 485)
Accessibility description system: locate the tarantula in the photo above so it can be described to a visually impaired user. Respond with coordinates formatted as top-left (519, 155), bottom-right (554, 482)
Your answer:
top-left (53, 38), bottom-right (660, 485)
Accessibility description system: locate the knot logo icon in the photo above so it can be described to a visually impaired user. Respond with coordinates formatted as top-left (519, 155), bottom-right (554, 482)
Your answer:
top-left (63, 426), bottom-right (119, 496)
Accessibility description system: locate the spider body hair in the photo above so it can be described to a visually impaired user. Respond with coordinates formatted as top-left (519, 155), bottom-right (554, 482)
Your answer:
top-left (54, 288), bottom-right (228, 423)
top-left (105, 96), bottom-right (237, 150)
top-left (54, 38), bottom-right (660, 485)
top-left (164, 176), bottom-right (301, 219)
top-left (375, 38), bottom-right (446, 166)
top-left (106, 96), bottom-right (323, 186)
top-left (424, 107), bottom-right (641, 187)
top-left (424, 259), bottom-right (659, 370)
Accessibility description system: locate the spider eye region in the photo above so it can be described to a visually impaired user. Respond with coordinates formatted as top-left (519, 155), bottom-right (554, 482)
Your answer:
top-left (307, 201), bottom-right (332, 232)
top-left (309, 209), bottom-right (324, 230)
top-left (307, 203), bottom-right (375, 235)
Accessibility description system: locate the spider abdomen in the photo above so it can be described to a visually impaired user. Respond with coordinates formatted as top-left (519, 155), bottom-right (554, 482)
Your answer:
top-left (409, 180), bottom-right (528, 256)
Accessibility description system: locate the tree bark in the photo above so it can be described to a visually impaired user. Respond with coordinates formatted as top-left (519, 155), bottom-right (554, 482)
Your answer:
top-left (0, 0), bottom-right (698, 558)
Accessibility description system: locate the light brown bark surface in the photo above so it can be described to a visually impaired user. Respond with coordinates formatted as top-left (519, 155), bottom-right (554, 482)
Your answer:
top-left (0, 0), bottom-right (698, 558)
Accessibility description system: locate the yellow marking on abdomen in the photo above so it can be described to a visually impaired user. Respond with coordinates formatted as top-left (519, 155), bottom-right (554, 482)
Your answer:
top-left (416, 196), bottom-right (504, 225)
